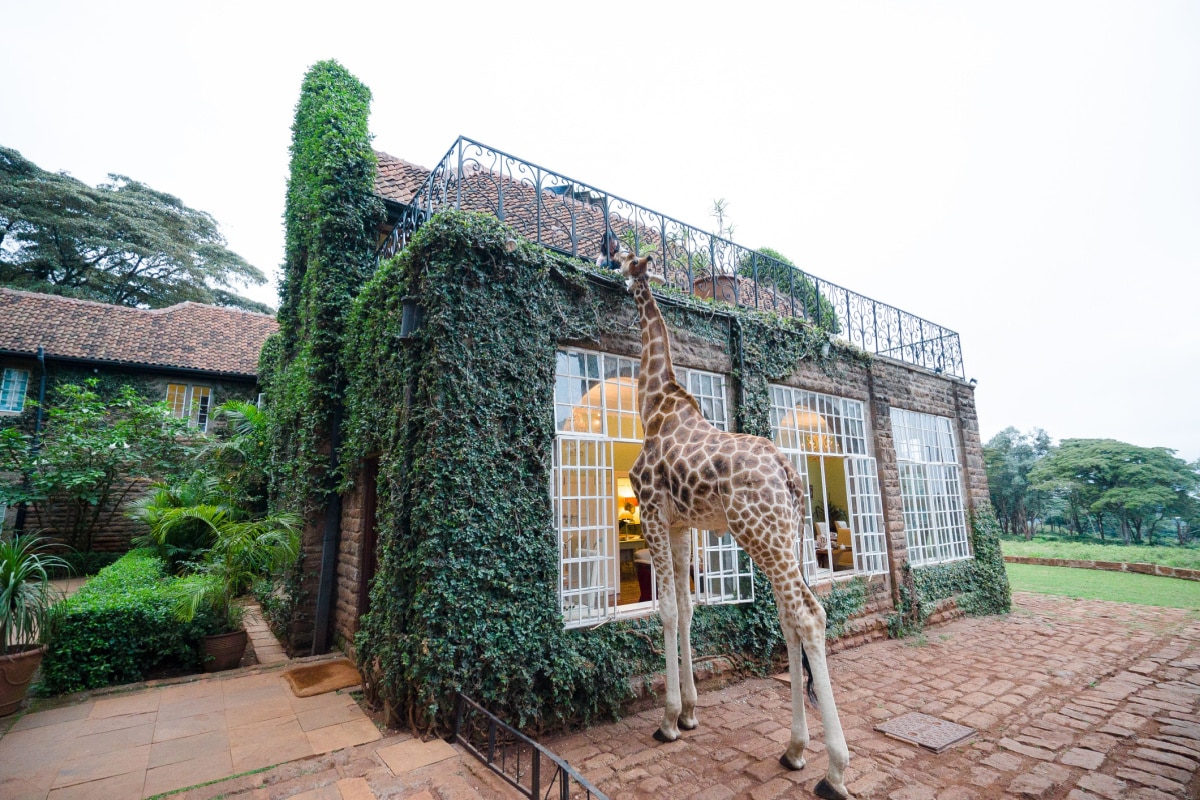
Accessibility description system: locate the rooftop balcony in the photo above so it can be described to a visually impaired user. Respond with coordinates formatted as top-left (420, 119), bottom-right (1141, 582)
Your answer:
top-left (378, 136), bottom-right (964, 378)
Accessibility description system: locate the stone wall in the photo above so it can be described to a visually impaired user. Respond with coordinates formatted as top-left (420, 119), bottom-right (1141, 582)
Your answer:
top-left (333, 473), bottom-right (371, 653)
top-left (298, 348), bottom-right (989, 659)
top-left (1004, 555), bottom-right (1200, 582)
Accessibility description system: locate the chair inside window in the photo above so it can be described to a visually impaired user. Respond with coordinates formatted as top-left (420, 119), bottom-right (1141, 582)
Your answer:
top-left (834, 523), bottom-right (854, 569)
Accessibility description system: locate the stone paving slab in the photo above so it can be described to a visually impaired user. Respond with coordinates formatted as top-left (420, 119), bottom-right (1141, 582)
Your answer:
top-left (546, 592), bottom-right (1200, 799)
top-left (0, 666), bottom-right (380, 799)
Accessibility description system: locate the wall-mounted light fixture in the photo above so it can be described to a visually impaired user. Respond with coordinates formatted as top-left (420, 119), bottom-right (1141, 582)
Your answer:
top-left (968, 378), bottom-right (978, 388)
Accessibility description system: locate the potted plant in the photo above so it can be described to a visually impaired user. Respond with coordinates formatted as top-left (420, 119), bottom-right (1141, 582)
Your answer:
top-left (0, 534), bottom-right (69, 715)
top-left (165, 507), bottom-right (299, 671)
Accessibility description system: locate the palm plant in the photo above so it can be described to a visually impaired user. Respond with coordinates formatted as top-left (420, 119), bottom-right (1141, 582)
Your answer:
top-left (129, 473), bottom-right (230, 573)
top-left (201, 401), bottom-right (271, 514)
top-left (167, 507), bottom-right (300, 632)
top-left (0, 534), bottom-right (69, 655)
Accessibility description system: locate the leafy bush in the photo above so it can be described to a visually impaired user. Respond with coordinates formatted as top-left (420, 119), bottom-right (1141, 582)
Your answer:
top-left (0, 380), bottom-right (197, 553)
top-left (48, 551), bottom-right (122, 579)
top-left (38, 551), bottom-right (221, 695)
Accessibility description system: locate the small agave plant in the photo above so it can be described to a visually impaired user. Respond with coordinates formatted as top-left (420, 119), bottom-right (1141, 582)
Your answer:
top-left (0, 534), bottom-right (68, 656)
top-left (0, 534), bottom-right (69, 714)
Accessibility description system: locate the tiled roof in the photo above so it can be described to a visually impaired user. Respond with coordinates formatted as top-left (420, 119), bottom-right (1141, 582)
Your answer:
top-left (374, 151), bottom-right (620, 262)
top-left (0, 289), bottom-right (278, 378)
top-left (374, 151), bottom-right (430, 206)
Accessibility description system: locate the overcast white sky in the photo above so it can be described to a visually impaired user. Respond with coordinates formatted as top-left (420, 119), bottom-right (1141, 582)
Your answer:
top-left (3, 1), bottom-right (1197, 461)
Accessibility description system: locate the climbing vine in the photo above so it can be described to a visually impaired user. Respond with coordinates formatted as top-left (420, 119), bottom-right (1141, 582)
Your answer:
top-left (266, 59), bottom-right (383, 517)
top-left (332, 211), bottom-right (885, 733)
top-left (891, 501), bottom-right (1012, 637)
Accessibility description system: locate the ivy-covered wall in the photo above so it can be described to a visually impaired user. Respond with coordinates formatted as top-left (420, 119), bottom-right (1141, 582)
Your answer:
top-left (324, 210), bottom-right (1002, 732)
top-left (263, 60), bottom-right (384, 652)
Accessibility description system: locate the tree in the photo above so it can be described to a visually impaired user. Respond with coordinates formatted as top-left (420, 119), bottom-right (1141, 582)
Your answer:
top-left (1030, 439), bottom-right (1200, 545)
top-left (737, 247), bottom-right (840, 333)
top-left (983, 427), bottom-right (1051, 538)
top-left (0, 381), bottom-right (200, 552)
top-left (0, 146), bottom-right (269, 311)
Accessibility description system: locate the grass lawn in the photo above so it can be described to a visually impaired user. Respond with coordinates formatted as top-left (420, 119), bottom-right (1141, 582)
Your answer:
top-left (1006, 562), bottom-right (1200, 609)
top-left (1001, 537), bottom-right (1200, 571)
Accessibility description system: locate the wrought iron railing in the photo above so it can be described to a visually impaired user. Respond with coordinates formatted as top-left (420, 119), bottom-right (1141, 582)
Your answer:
top-left (378, 136), bottom-right (964, 378)
top-left (452, 693), bottom-right (609, 800)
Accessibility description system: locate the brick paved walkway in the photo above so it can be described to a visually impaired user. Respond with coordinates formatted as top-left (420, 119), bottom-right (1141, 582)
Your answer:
top-left (547, 592), bottom-right (1200, 799)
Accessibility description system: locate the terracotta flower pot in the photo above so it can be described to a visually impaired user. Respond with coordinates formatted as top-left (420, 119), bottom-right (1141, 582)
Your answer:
top-left (0, 645), bottom-right (47, 716)
top-left (201, 630), bottom-right (247, 672)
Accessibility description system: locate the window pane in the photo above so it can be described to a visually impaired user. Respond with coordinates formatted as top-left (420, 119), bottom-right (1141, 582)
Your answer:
top-left (890, 408), bottom-right (969, 566)
top-left (192, 387), bottom-right (211, 431)
top-left (0, 369), bottom-right (30, 413)
top-left (166, 383), bottom-right (188, 418)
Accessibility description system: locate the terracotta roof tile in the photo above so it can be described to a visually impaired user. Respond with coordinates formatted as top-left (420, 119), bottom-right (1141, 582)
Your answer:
top-left (374, 151), bottom-right (430, 206)
top-left (0, 289), bottom-right (278, 377)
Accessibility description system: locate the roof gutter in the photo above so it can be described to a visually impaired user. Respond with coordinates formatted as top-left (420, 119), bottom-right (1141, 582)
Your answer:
top-left (0, 349), bottom-right (260, 381)
top-left (13, 346), bottom-right (47, 535)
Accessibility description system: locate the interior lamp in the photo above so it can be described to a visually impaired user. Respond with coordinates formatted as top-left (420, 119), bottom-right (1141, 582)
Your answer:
top-left (617, 477), bottom-right (637, 502)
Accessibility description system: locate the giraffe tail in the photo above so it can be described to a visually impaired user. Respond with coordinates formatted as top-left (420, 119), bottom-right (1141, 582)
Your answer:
top-left (801, 645), bottom-right (818, 706)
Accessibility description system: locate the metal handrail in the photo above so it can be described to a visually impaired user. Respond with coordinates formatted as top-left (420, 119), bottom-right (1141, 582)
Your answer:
top-left (377, 136), bottom-right (964, 379)
top-left (452, 693), bottom-right (609, 800)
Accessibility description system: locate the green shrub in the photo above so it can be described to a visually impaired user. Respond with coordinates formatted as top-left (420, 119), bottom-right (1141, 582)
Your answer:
top-left (48, 551), bottom-right (123, 579)
top-left (38, 551), bottom-right (221, 695)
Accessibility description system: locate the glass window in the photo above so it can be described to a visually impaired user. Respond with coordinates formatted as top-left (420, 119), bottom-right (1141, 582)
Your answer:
top-left (770, 386), bottom-right (887, 581)
top-left (553, 348), bottom-right (749, 628)
top-left (165, 383), bottom-right (213, 432)
top-left (890, 408), bottom-right (970, 566)
top-left (0, 369), bottom-right (30, 413)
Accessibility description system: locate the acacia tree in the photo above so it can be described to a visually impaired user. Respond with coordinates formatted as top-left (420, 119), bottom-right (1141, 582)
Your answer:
top-left (983, 427), bottom-right (1051, 538)
top-left (1030, 439), bottom-right (1199, 545)
top-left (0, 146), bottom-right (269, 311)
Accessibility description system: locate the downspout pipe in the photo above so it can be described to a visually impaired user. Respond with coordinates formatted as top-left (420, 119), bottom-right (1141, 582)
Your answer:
top-left (311, 400), bottom-right (343, 655)
top-left (13, 346), bottom-right (47, 535)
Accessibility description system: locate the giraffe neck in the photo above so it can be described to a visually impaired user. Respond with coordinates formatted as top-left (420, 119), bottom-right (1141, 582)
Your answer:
top-left (631, 278), bottom-right (677, 416)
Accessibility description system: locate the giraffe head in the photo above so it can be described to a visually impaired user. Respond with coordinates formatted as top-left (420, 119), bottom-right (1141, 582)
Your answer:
top-left (616, 252), bottom-right (659, 290)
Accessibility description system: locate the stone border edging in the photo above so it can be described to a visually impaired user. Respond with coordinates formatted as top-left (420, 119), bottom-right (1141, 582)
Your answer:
top-left (1003, 555), bottom-right (1200, 582)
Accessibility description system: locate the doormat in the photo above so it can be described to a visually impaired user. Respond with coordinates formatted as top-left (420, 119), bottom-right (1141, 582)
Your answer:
top-left (283, 659), bottom-right (363, 697)
top-left (874, 712), bottom-right (976, 753)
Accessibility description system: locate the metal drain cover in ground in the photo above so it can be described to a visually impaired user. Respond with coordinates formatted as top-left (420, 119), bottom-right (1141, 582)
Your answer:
top-left (874, 712), bottom-right (977, 753)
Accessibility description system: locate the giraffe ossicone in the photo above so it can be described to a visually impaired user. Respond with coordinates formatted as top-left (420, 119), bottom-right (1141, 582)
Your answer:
top-left (616, 252), bottom-right (851, 800)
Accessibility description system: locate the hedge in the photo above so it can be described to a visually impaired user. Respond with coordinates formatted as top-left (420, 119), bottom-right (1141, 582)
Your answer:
top-left (38, 550), bottom-right (221, 695)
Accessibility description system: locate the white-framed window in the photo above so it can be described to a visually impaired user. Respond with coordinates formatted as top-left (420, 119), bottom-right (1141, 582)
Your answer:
top-left (0, 369), bottom-right (30, 413)
top-left (552, 348), bottom-right (751, 628)
top-left (770, 386), bottom-right (888, 583)
top-left (166, 383), bottom-right (212, 432)
top-left (890, 408), bottom-right (970, 566)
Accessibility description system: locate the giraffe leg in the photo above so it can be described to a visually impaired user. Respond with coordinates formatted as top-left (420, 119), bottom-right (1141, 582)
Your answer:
top-left (644, 520), bottom-right (681, 742)
top-left (801, 617), bottom-right (850, 799)
top-left (778, 634), bottom-right (809, 771)
top-left (671, 528), bottom-right (698, 730)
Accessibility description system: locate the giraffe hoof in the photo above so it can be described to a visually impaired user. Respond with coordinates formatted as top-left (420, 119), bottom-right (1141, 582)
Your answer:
top-left (814, 778), bottom-right (848, 800)
top-left (779, 753), bottom-right (806, 771)
top-left (652, 728), bottom-right (677, 743)
top-left (679, 716), bottom-right (698, 731)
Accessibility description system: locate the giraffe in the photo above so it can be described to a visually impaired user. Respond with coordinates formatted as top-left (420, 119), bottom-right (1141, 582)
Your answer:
top-left (616, 252), bottom-right (851, 800)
